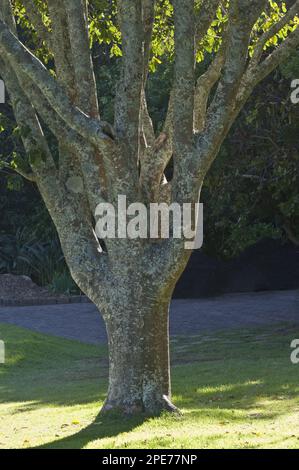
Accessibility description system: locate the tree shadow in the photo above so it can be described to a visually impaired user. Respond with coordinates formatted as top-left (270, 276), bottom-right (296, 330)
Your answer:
top-left (34, 367), bottom-right (299, 449)
top-left (1, 322), bottom-right (298, 448)
top-left (34, 412), bottom-right (147, 449)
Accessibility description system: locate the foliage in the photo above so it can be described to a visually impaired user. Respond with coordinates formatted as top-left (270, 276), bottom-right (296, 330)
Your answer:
top-left (250, 1), bottom-right (299, 55)
top-left (0, 226), bottom-right (80, 293)
top-left (0, 228), bottom-right (65, 285)
top-left (48, 269), bottom-right (80, 295)
top-left (10, 1), bottom-right (298, 69)
top-left (13, 0), bottom-right (52, 64)
top-left (203, 59), bottom-right (299, 259)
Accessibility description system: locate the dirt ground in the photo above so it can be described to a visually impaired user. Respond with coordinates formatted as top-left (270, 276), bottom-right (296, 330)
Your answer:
top-left (0, 274), bottom-right (65, 302)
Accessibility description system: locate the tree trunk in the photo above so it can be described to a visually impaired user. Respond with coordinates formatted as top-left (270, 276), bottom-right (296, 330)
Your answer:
top-left (101, 287), bottom-right (176, 415)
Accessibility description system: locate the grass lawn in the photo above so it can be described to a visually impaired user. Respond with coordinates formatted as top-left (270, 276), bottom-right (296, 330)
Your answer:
top-left (0, 320), bottom-right (299, 449)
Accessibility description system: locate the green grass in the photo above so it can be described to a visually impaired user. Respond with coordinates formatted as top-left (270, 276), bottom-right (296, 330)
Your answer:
top-left (0, 321), bottom-right (299, 449)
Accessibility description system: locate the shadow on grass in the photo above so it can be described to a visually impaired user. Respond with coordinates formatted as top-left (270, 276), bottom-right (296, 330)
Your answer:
top-left (35, 412), bottom-right (147, 449)
top-left (24, 366), bottom-right (299, 448)
top-left (33, 374), bottom-right (295, 449)
top-left (1, 322), bottom-right (299, 448)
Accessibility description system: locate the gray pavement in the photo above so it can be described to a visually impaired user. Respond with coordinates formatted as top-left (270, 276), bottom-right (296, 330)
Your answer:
top-left (0, 290), bottom-right (298, 344)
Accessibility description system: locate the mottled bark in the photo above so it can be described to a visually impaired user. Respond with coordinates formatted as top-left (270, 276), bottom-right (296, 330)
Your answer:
top-left (102, 290), bottom-right (173, 414)
top-left (64, 0), bottom-right (99, 117)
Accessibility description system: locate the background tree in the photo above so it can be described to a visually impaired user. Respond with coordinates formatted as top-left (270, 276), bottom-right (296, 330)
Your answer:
top-left (0, 0), bottom-right (299, 415)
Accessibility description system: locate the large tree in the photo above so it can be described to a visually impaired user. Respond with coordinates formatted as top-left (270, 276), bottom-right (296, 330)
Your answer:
top-left (0, 0), bottom-right (299, 415)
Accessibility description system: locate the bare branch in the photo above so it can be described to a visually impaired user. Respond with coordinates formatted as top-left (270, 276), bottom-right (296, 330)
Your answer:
top-left (142, 0), bottom-right (155, 81)
top-left (64, 0), bottom-right (99, 117)
top-left (47, 0), bottom-right (76, 98)
top-left (139, 0), bottom-right (156, 149)
top-left (147, 0), bottom-right (220, 176)
top-left (115, 0), bottom-right (144, 183)
top-left (194, 35), bottom-right (227, 132)
top-left (0, 0), bottom-right (15, 30)
top-left (173, 0), bottom-right (195, 151)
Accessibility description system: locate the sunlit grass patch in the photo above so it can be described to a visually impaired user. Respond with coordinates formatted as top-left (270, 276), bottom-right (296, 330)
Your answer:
top-left (0, 321), bottom-right (298, 449)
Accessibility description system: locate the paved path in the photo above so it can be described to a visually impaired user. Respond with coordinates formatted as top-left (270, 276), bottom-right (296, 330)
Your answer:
top-left (0, 290), bottom-right (298, 344)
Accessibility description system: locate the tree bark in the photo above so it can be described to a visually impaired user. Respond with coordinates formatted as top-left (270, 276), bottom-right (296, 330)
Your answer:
top-left (101, 284), bottom-right (175, 415)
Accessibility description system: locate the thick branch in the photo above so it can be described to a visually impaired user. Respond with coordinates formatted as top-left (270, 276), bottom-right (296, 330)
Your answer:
top-left (0, 18), bottom-right (114, 150)
top-left (0, 57), bottom-right (56, 172)
top-left (173, 0), bottom-right (195, 150)
top-left (12, 68), bottom-right (106, 210)
top-left (194, 1), bottom-right (299, 189)
top-left (140, 0), bottom-right (156, 149)
top-left (115, 0), bottom-right (144, 185)
top-left (140, 1), bottom-right (221, 193)
top-left (142, 0), bottom-right (155, 81)
top-left (194, 36), bottom-right (227, 132)
top-left (195, 0), bottom-right (267, 181)
top-left (47, 0), bottom-right (75, 98)
top-left (64, 0), bottom-right (99, 117)
top-left (0, 1), bottom-right (56, 177)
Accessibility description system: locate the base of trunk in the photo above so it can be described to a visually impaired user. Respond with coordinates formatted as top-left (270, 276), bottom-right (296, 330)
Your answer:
top-left (101, 394), bottom-right (180, 416)
top-left (102, 295), bottom-right (175, 417)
